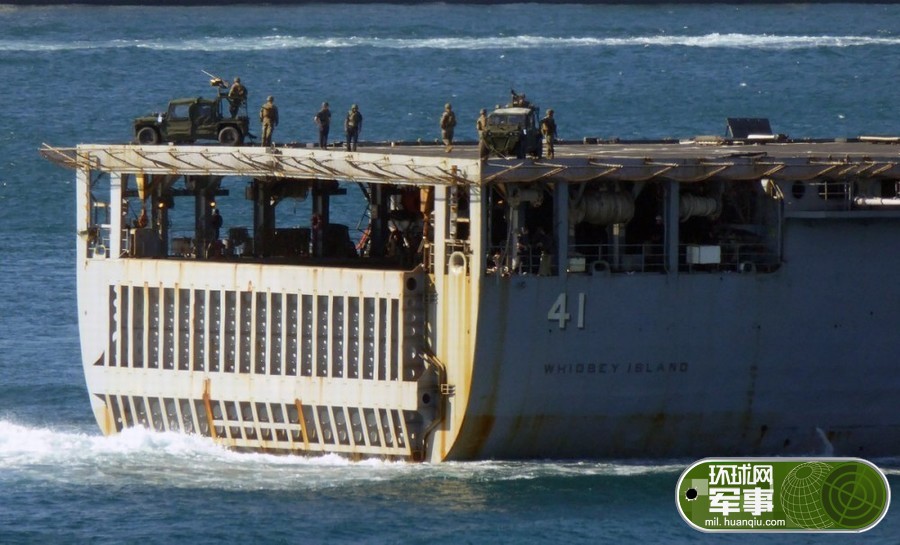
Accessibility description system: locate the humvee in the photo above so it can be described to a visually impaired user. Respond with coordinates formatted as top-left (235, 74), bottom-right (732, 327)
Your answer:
top-left (481, 104), bottom-right (542, 159)
top-left (133, 95), bottom-right (250, 146)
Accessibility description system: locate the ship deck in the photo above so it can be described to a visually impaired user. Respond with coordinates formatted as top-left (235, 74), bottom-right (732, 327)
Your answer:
top-left (41, 137), bottom-right (900, 185)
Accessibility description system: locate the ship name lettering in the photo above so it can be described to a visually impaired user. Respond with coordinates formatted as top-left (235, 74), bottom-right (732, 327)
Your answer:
top-left (544, 362), bottom-right (688, 375)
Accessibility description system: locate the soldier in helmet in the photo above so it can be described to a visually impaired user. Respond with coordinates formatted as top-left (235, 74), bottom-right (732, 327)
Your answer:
top-left (259, 95), bottom-right (279, 147)
top-left (476, 108), bottom-right (489, 160)
top-left (345, 104), bottom-right (363, 151)
top-left (476, 108), bottom-right (488, 137)
top-left (228, 77), bottom-right (247, 118)
top-left (440, 103), bottom-right (457, 153)
top-left (540, 108), bottom-right (557, 159)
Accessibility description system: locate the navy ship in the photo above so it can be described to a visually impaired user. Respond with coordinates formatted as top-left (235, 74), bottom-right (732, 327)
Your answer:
top-left (42, 117), bottom-right (900, 461)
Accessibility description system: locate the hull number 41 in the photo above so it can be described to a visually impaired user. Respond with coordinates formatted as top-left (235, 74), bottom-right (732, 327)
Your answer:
top-left (547, 292), bottom-right (586, 329)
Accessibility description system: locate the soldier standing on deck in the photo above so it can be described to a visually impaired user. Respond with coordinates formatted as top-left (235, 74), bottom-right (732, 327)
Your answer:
top-left (345, 104), bottom-right (363, 151)
top-left (314, 102), bottom-right (331, 148)
top-left (227, 77), bottom-right (247, 118)
top-left (540, 108), bottom-right (557, 159)
top-left (476, 108), bottom-right (489, 160)
top-left (476, 108), bottom-right (488, 137)
top-left (440, 103), bottom-right (457, 153)
top-left (259, 95), bottom-right (278, 147)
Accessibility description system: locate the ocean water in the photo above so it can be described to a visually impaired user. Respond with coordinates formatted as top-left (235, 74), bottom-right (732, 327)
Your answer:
top-left (1, 3), bottom-right (899, 543)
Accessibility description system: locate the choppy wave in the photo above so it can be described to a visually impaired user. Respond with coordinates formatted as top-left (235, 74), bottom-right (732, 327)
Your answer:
top-left (0, 420), bottom-right (686, 490)
top-left (1, 33), bottom-right (899, 53)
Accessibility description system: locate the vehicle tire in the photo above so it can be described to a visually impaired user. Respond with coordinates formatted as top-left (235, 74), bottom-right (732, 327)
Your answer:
top-left (136, 126), bottom-right (160, 145)
top-left (218, 126), bottom-right (242, 146)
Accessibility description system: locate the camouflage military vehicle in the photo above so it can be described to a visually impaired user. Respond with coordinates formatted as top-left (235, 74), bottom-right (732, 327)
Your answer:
top-left (133, 95), bottom-right (250, 146)
top-left (481, 102), bottom-right (542, 159)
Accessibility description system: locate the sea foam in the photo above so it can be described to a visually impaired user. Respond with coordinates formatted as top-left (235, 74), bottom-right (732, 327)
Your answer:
top-left (1, 33), bottom-right (898, 53)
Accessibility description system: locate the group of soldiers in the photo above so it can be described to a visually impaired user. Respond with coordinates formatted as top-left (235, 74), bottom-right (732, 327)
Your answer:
top-left (225, 76), bottom-right (557, 156)
top-left (226, 76), bottom-right (363, 150)
top-left (443, 101), bottom-right (557, 158)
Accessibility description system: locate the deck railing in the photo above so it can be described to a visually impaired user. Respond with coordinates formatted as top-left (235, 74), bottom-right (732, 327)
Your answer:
top-left (485, 242), bottom-right (779, 276)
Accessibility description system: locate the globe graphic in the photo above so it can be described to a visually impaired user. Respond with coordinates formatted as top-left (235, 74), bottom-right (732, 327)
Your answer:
top-left (780, 462), bottom-right (835, 529)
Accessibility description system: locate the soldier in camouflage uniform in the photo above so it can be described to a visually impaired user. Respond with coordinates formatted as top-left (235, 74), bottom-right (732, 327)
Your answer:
top-left (476, 108), bottom-right (488, 137)
top-left (259, 96), bottom-right (279, 147)
top-left (476, 108), bottom-right (489, 160)
top-left (345, 104), bottom-right (363, 151)
top-left (540, 109), bottom-right (557, 159)
top-left (440, 103), bottom-right (457, 152)
top-left (227, 77), bottom-right (247, 118)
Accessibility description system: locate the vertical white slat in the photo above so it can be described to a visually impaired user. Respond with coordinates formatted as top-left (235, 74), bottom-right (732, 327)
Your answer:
top-left (188, 288), bottom-right (196, 372)
top-left (250, 290), bottom-right (257, 374)
top-left (397, 294), bottom-right (406, 382)
top-left (125, 396), bottom-right (140, 428)
top-left (116, 284), bottom-right (124, 368)
top-left (311, 294), bottom-right (318, 377)
top-left (294, 292), bottom-right (305, 377)
top-left (312, 406), bottom-right (325, 450)
top-left (265, 291), bottom-right (273, 375)
top-left (184, 398), bottom-right (200, 437)
top-left (157, 287), bottom-right (165, 373)
top-left (142, 285), bottom-right (150, 369)
top-left (327, 294), bottom-right (334, 378)
top-left (374, 409), bottom-right (387, 452)
top-left (385, 297), bottom-right (394, 381)
top-left (172, 398), bottom-right (184, 434)
top-left (215, 290), bottom-right (224, 373)
top-left (356, 297), bottom-right (364, 381)
top-left (386, 409), bottom-right (401, 454)
top-left (125, 286), bottom-right (137, 369)
top-left (340, 406), bottom-right (353, 447)
top-left (281, 292), bottom-right (288, 376)
top-left (342, 295), bottom-right (349, 380)
top-left (234, 291), bottom-right (246, 372)
top-left (374, 296), bottom-right (382, 381)
top-left (109, 173), bottom-right (123, 258)
top-left (234, 291), bottom-right (242, 373)
top-left (174, 286), bottom-right (181, 371)
top-left (250, 401), bottom-right (263, 446)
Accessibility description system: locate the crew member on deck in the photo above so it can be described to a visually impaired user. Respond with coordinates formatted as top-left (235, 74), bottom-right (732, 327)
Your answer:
top-left (210, 206), bottom-right (223, 240)
top-left (476, 108), bottom-right (488, 137)
top-left (440, 103), bottom-right (457, 153)
top-left (315, 102), bottom-right (331, 148)
top-left (259, 95), bottom-right (279, 147)
top-left (228, 77), bottom-right (247, 118)
top-left (476, 108), bottom-right (489, 160)
top-left (345, 104), bottom-right (363, 151)
top-left (540, 109), bottom-right (557, 159)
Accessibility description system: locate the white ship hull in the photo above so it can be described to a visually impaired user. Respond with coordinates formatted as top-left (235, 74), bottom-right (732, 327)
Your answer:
top-left (51, 140), bottom-right (900, 461)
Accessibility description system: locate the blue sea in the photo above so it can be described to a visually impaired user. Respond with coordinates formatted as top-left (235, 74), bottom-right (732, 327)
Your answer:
top-left (1, 3), bottom-right (899, 543)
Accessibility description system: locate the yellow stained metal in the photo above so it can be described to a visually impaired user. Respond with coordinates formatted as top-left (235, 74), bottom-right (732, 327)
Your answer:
top-left (294, 398), bottom-right (310, 451)
top-left (202, 378), bottom-right (218, 439)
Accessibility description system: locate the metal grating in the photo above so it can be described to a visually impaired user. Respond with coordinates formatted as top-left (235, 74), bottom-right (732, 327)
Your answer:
top-left (105, 394), bottom-right (412, 457)
top-left (107, 285), bottom-right (416, 380)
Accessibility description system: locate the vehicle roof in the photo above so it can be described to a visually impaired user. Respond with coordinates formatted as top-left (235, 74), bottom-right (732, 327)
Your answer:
top-left (490, 107), bottom-right (534, 116)
top-left (170, 97), bottom-right (212, 105)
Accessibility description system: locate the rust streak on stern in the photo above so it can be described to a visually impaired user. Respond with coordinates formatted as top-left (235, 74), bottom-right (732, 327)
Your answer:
top-left (295, 398), bottom-right (311, 452)
top-left (203, 378), bottom-right (218, 440)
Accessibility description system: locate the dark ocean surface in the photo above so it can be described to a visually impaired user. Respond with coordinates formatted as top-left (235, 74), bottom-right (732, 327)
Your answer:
top-left (1, 3), bottom-right (899, 543)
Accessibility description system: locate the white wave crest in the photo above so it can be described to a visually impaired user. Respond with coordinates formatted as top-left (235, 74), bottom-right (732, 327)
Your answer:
top-left (0, 420), bottom-right (686, 490)
top-left (1, 33), bottom-right (898, 53)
